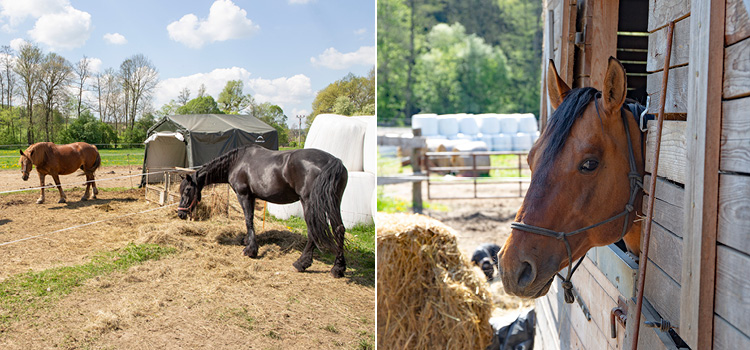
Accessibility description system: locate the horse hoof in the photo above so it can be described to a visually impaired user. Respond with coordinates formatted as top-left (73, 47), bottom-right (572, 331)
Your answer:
top-left (80, 197), bottom-right (88, 201)
top-left (330, 267), bottom-right (345, 278)
top-left (58, 198), bottom-right (66, 203)
top-left (36, 199), bottom-right (44, 204)
top-left (243, 245), bottom-right (258, 258)
top-left (293, 260), bottom-right (309, 272)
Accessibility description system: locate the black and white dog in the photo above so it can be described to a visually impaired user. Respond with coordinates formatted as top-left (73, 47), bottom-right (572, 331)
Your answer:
top-left (471, 243), bottom-right (501, 281)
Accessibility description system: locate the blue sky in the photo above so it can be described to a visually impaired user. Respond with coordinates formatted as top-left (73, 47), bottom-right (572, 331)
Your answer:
top-left (0, 0), bottom-right (375, 123)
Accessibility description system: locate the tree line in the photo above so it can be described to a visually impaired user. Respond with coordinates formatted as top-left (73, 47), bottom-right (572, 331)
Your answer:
top-left (0, 42), bottom-right (159, 146)
top-left (377, 0), bottom-right (543, 125)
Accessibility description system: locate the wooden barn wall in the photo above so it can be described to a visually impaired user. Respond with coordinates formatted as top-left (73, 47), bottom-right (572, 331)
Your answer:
top-left (714, 0), bottom-right (750, 348)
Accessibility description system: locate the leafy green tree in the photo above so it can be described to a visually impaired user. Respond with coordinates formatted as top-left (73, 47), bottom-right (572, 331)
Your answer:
top-left (414, 23), bottom-right (512, 114)
top-left (120, 113), bottom-right (157, 144)
top-left (255, 102), bottom-right (290, 146)
top-left (59, 110), bottom-right (117, 145)
top-left (377, 0), bottom-right (411, 124)
top-left (309, 70), bottom-right (375, 127)
top-left (176, 96), bottom-right (223, 115)
top-left (217, 80), bottom-right (253, 114)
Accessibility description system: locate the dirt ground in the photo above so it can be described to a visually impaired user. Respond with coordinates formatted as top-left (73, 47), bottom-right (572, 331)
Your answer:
top-left (0, 167), bottom-right (374, 349)
top-left (0, 165), bottom-right (142, 194)
top-left (382, 181), bottom-right (534, 315)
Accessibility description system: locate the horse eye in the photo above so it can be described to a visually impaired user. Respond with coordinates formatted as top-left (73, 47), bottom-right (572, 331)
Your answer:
top-left (579, 159), bottom-right (599, 173)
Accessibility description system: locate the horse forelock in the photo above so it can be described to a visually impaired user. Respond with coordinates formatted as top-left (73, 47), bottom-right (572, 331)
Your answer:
top-left (537, 87), bottom-right (601, 175)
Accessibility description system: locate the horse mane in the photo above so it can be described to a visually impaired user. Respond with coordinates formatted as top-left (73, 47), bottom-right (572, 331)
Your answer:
top-left (196, 146), bottom-right (248, 186)
top-left (538, 87), bottom-right (601, 170)
top-left (22, 142), bottom-right (54, 168)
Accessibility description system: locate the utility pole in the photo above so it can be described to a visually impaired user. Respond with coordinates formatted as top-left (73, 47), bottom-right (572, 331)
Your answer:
top-left (295, 114), bottom-right (305, 146)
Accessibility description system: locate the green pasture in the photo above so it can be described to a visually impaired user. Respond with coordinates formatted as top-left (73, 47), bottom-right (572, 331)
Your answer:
top-left (0, 148), bottom-right (145, 170)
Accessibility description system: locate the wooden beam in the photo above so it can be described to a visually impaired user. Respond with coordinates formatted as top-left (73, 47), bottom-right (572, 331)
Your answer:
top-left (647, 16), bottom-right (690, 72)
top-left (723, 36), bottom-right (750, 100)
top-left (725, 0), bottom-right (750, 46)
top-left (717, 174), bottom-right (750, 256)
top-left (645, 120), bottom-right (687, 184)
top-left (648, 0), bottom-right (691, 32)
top-left (714, 245), bottom-right (750, 339)
top-left (679, 0), bottom-right (724, 348)
top-left (647, 65), bottom-right (690, 115)
top-left (721, 96), bottom-right (750, 172)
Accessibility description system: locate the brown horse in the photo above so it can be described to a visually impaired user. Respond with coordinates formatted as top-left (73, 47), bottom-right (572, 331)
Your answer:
top-left (498, 57), bottom-right (646, 300)
top-left (19, 142), bottom-right (101, 204)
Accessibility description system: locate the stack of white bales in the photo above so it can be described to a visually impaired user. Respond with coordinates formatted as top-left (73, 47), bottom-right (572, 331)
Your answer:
top-left (411, 113), bottom-right (540, 153)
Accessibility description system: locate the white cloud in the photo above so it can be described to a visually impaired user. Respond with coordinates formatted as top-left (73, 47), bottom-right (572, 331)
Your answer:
top-left (246, 74), bottom-right (313, 109)
top-left (288, 0), bottom-right (313, 4)
top-left (103, 32), bottom-right (127, 45)
top-left (0, 0), bottom-right (91, 50)
top-left (83, 57), bottom-right (102, 73)
top-left (310, 46), bottom-right (375, 70)
top-left (167, 0), bottom-right (259, 49)
top-left (354, 28), bottom-right (366, 36)
top-left (154, 67), bottom-right (252, 108)
top-left (9, 37), bottom-right (27, 51)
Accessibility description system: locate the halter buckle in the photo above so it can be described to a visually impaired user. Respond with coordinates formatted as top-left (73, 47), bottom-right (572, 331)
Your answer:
top-left (639, 95), bottom-right (651, 132)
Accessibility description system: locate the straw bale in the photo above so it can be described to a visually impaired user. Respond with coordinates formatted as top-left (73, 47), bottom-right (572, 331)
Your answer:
top-left (377, 213), bottom-right (494, 349)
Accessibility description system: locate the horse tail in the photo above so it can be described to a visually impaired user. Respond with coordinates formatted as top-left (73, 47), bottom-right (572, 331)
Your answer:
top-left (306, 158), bottom-right (347, 253)
top-left (92, 151), bottom-right (101, 172)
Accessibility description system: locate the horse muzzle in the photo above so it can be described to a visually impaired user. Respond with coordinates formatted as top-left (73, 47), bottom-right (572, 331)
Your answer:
top-left (21, 172), bottom-right (29, 181)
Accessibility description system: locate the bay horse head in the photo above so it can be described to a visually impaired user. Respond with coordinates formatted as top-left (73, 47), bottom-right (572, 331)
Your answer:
top-left (18, 149), bottom-right (34, 181)
top-left (177, 173), bottom-right (201, 220)
top-left (498, 57), bottom-right (645, 300)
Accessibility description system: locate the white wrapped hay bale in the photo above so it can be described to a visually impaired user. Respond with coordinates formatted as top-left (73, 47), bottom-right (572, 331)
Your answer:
top-left (452, 141), bottom-right (491, 176)
top-left (476, 133), bottom-right (494, 146)
top-left (498, 115), bottom-right (519, 134)
top-left (454, 133), bottom-right (475, 141)
top-left (517, 113), bottom-right (538, 133)
top-left (412, 114), bottom-right (439, 136)
top-left (477, 114), bottom-right (501, 134)
top-left (458, 115), bottom-right (480, 135)
top-left (438, 114), bottom-right (460, 137)
top-left (513, 132), bottom-right (534, 151)
top-left (377, 213), bottom-right (493, 350)
top-left (492, 134), bottom-right (513, 152)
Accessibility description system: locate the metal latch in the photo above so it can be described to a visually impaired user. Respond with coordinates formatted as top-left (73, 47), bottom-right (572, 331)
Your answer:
top-left (575, 24), bottom-right (587, 48)
top-left (610, 297), bottom-right (628, 338)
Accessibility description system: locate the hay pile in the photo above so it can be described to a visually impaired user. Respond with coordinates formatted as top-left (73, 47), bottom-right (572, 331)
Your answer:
top-left (377, 213), bottom-right (494, 349)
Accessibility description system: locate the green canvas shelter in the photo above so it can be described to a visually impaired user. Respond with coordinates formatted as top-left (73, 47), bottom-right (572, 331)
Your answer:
top-left (142, 114), bottom-right (278, 183)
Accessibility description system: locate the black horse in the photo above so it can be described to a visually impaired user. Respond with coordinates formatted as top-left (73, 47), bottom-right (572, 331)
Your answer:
top-left (176, 144), bottom-right (349, 278)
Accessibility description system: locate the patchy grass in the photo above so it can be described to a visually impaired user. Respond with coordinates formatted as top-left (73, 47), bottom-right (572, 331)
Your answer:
top-left (0, 243), bottom-right (175, 329)
top-left (377, 152), bottom-right (404, 176)
top-left (376, 187), bottom-right (449, 213)
top-left (489, 154), bottom-right (530, 178)
top-left (266, 215), bottom-right (375, 286)
top-left (0, 148), bottom-right (145, 170)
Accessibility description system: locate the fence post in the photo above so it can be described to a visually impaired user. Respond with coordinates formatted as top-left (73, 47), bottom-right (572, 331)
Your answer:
top-left (411, 128), bottom-right (423, 214)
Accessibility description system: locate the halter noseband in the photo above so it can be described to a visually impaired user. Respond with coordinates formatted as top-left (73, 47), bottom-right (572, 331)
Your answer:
top-left (510, 107), bottom-right (644, 304)
top-left (177, 196), bottom-right (199, 216)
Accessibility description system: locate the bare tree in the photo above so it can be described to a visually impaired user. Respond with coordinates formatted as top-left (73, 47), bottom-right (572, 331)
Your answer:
top-left (39, 52), bottom-right (72, 141)
top-left (14, 43), bottom-right (43, 143)
top-left (73, 55), bottom-right (91, 120)
top-left (177, 87), bottom-right (190, 106)
top-left (197, 83), bottom-right (207, 98)
top-left (119, 54), bottom-right (158, 130)
top-left (0, 46), bottom-right (15, 109)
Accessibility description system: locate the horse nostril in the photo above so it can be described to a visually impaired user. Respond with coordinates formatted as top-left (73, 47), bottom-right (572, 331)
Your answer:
top-left (517, 261), bottom-right (535, 288)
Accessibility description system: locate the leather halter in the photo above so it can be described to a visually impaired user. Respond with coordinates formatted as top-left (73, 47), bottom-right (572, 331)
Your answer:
top-left (510, 107), bottom-right (644, 304)
top-left (177, 196), bottom-right (199, 215)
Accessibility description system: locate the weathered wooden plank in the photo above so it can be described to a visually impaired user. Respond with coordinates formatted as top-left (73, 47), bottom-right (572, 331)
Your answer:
top-left (588, 0), bottom-right (620, 87)
top-left (643, 174), bottom-right (685, 208)
top-left (535, 296), bottom-right (562, 350)
top-left (714, 245), bottom-right (750, 337)
top-left (725, 0), bottom-right (750, 46)
top-left (589, 245), bottom-right (638, 298)
top-left (648, 0), bottom-right (691, 32)
top-left (623, 298), bottom-right (671, 350)
top-left (714, 314), bottom-right (750, 350)
top-left (647, 16), bottom-right (690, 72)
top-left (724, 36), bottom-right (750, 99)
top-left (568, 264), bottom-right (617, 350)
top-left (645, 120), bottom-right (687, 184)
top-left (646, 221), bottom-right (683, 283)
top-left (681, 1), bottom-right (724, 348)
top-left (717, 174), bottom-right (750, 256)
top-left (643, 194), bottom-right (684, 237)
top-left (647, 65), bottom-right (690, 115)
top-left (721, 96), bottom-right (750, 172)
top-left (645, 258), bottom-right (682, 326)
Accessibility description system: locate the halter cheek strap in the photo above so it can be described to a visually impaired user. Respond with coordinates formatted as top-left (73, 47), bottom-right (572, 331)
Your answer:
top-left (177, 196), bottom-right (199, 214)
top-left (510, 108), bottom-right (642, 304)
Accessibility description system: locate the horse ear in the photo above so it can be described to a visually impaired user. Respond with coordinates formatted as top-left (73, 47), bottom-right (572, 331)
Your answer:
top-left (19, 150), bottom-right (24, 157)
top-left (185, 174), bottom-right (193, 183)
top-left (602, 57), bottom-right (628, 113)
top-left (547, 59), bottom-right (571, 109)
